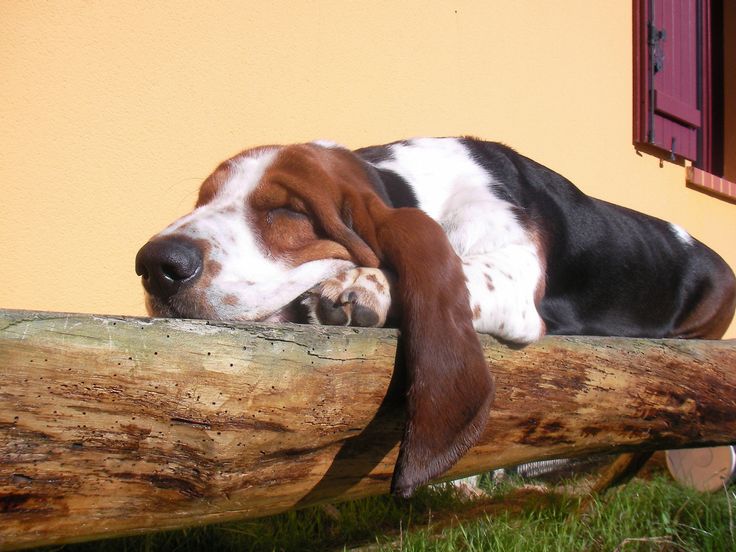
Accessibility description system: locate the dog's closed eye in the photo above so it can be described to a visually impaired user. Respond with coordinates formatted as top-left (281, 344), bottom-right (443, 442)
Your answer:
top-left (266, 207), bottom-right (310, 225)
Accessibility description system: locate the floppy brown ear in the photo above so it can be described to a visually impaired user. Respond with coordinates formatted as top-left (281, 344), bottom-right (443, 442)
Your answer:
top-left (362, 200), bottom-right (495, 497)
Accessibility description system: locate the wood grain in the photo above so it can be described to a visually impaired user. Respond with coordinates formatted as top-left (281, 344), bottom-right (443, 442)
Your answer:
top-left (1, 309), bottom-right (735, 550)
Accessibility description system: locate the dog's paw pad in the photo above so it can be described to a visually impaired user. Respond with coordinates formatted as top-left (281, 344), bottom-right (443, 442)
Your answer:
top-left (314, 294), bottom-right (350, 326)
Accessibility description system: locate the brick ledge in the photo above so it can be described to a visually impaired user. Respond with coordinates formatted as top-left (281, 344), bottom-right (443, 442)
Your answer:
top-left (686, 167), bottom-right (736, 200)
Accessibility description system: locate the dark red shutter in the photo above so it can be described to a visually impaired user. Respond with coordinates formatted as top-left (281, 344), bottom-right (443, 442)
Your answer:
top-left (635, 0), bottom-right (702, 161)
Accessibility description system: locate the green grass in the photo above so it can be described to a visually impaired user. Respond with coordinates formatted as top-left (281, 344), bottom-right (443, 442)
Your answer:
top-left (391, 476), bottom-right (735, 551)
top-left (44, 474), bottom-right (734, 552)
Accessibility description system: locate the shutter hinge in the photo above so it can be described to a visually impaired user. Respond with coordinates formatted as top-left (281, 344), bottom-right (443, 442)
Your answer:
top-left (648, 22), bottom-right (666, 74)
top-left (647, 20), bottom-right (667, 143)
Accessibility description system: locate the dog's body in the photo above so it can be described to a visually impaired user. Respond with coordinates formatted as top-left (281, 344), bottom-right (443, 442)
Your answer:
top-left (136, 137), bottom-right (736, 496)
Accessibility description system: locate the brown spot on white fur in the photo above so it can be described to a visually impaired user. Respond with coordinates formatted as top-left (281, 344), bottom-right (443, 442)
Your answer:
top-left (366, 273), bottom-right (386, 293)
top-left (223, 294), bottom-right (240, 306)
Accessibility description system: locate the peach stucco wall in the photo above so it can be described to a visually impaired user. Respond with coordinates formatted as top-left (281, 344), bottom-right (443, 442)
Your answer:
top-left (1, 1), bottom-right (734, 336)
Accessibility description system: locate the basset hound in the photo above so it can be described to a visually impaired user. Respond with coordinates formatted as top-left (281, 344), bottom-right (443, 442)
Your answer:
top-left (136, 137), bottom-right (736, 497)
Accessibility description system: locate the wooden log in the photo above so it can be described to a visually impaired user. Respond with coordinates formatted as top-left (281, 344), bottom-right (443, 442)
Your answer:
top-left (1, 308), bottom-right (735, 550)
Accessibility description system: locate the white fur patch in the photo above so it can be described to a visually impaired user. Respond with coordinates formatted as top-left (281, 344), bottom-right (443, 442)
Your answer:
top-left (371, 138), bottom-right (545, 343)
top-left (311, 139), bottom-right (343, 149)
top-left (463, 250), bottom-right (545, 342)
top-left (670, 222), bottom-right (694, 246)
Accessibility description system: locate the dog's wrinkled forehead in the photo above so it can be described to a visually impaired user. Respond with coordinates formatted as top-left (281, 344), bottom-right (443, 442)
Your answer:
top-left (163, 146), bottom-right (281, 238)
top-left (154, 147), bottom-right (290, 294)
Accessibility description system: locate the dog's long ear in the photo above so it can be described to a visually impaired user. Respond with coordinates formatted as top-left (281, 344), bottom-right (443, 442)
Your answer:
top-left (359, 199), bottom-right (495, 498)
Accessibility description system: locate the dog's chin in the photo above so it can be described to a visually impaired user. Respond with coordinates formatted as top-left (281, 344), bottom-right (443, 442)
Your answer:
top-left (260, 293), bottom-right (312, 324)
top-left (145, 297), bottom-right (205, 320)
top-left (144, 292), bottom-right (313, 325)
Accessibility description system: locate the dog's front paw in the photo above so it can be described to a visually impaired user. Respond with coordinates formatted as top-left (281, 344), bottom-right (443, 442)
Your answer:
top-left (303, 268), bottom-right (396, 327)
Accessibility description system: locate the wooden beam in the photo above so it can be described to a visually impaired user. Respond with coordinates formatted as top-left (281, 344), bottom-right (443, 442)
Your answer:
top-left (1, 309), bottom-right (735, 550)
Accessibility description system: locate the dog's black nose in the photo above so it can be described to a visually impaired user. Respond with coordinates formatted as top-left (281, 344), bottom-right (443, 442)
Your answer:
top-left (135, 236), bottom-right (203, 299)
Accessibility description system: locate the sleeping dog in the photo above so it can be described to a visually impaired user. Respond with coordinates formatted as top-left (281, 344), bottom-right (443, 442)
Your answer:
top-left (136, 137), bottom-right (736, 497)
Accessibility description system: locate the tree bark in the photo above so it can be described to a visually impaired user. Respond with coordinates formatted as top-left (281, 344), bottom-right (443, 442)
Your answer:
top-left (1, 309), bottom-right (735, 550)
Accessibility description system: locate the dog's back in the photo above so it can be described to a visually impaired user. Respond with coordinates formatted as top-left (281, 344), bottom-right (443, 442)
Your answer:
top-left (356, 137), bottom-right (736, 339)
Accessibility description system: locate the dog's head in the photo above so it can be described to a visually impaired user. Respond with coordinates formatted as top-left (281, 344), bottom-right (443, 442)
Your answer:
top-left (135, 144), bottom-right (380, 322)
top-left (136, 142), bottom-right (494, 496)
